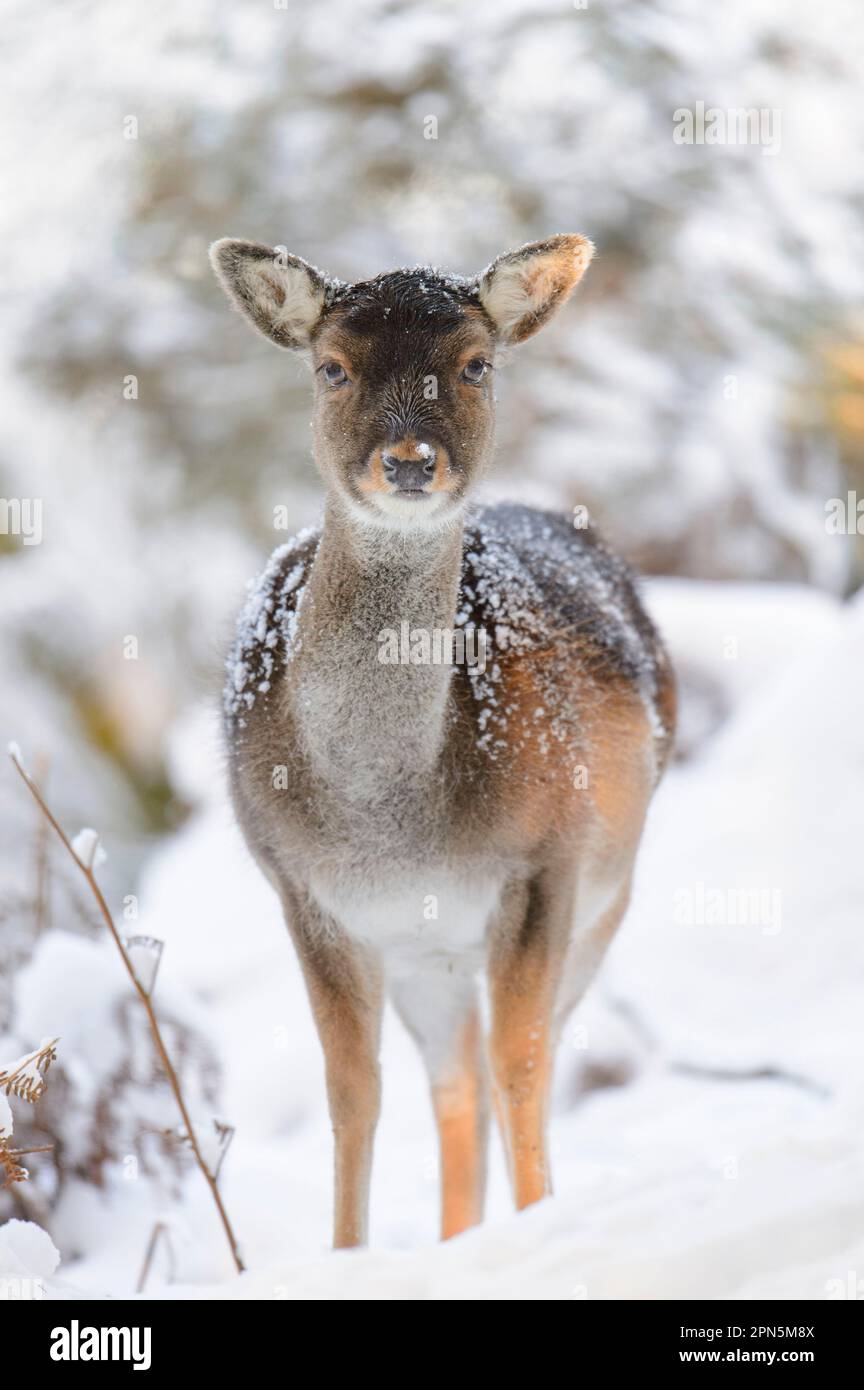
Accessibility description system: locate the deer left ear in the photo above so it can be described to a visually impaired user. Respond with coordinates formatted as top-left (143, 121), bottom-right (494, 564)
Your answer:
top-left (477, 234), bottom-right (594, 345)
top-left (209, 238), bottom-right (334, 352)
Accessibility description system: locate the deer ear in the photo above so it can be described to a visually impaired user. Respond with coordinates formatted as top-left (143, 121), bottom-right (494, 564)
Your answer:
top-left (209, 238), bottom-right (332, 351)
top-left (477, 234), bottom-right (594, 345)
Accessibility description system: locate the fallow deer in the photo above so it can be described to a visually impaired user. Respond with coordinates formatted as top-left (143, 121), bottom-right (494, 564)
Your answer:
top-left (210, 233), bottom-right (675, 1248)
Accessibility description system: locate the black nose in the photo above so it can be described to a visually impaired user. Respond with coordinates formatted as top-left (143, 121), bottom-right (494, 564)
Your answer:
top-left (381, 453), bottom-right (436, 491)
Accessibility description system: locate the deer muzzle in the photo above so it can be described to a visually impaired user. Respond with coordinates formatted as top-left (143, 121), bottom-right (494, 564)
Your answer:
top-left (381, 450), bottom-right (436, 493)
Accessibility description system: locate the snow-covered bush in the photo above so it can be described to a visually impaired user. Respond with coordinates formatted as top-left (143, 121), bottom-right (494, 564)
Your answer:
top-left (0, 928), bottom-right (220, 1229)
top-left (0, 1219), bottom-right (60, 1299)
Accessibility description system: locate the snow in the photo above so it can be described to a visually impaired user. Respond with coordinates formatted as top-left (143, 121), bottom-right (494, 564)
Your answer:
top-left (459, 505), bottom-right (669, 761)
top-left (70, 828), bottom-right (106, 871)
top-left (13, 576), bottom-right (860, 1301)
top-left (122, 936), bottom-right (164, 997)
top-left (0, 1220), bottom-right (60, 1284)
top-left (224, 535), bottom-right (317, 721)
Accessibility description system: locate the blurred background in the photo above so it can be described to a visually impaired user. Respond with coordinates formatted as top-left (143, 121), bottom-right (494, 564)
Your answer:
top-left (1, 0), bottom-right (862, 1297)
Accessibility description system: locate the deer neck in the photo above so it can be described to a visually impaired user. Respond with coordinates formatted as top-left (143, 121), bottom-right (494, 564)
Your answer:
top-left (293, 496), bottom-right (464, 786)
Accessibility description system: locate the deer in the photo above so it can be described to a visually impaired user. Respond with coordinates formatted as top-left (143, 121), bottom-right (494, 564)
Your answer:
top-left (210, 233), bottom-right (676, 1249)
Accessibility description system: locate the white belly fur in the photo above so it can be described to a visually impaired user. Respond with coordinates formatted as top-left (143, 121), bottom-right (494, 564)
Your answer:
top-left (309, 868), bottom-right (504, 982)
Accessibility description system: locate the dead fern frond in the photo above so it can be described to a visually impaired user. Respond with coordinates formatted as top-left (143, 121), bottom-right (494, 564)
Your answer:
top-left (0, 1139), bottom-right (29, 1189)
top-left (0, 1039), bottom-right (59, 1104)
top-left (0, 1039), bottom-right (58, 1190)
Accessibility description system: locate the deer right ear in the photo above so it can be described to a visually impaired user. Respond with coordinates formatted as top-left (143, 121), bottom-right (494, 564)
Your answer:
top-left (477, 234), bottom-right (594, 345)
top-left (209, 238), bottom-right (332, 351)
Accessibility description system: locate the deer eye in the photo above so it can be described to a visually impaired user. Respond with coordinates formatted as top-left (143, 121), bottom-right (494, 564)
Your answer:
top-left (461, 357), bottom-right (490, 385)
top-left (321, 360), bottom-right (349, 387)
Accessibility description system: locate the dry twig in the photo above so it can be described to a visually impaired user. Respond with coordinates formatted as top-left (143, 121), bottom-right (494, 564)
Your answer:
top-left (8, 747), bottom-right (245, 1275)
top-left (136, 1220), bottom-right (176, 1294)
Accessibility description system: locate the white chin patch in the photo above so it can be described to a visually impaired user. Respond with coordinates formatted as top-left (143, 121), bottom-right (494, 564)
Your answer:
top-left (368, 492), bottom-right (451, 526)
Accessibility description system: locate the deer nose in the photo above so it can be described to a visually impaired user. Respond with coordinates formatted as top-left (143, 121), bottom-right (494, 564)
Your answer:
top-left (381, 450), bottom-right (436, 492)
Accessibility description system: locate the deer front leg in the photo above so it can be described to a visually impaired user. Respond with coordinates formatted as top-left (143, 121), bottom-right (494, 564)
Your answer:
top-left (432, 1006), bottom-right (488, 1240)
top-left (284, 893), bottom-right (384, 1248)
top-left (487, 873), bottom-right (571, 1212)
top-left (390, 975), bottom-right (488, 1240)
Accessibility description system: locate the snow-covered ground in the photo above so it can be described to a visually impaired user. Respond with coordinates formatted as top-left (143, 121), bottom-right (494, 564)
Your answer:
top-left (3, 577), bottom-right (862, 1301)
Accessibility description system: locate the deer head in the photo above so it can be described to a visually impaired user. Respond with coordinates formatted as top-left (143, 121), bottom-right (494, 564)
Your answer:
top-left (210, 234), bottom-right (593, 530)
